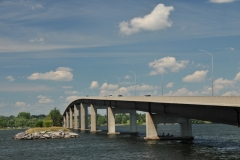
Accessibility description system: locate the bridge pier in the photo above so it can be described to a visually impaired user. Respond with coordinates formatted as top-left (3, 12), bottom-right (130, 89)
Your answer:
top-left (90, 104), bottom-right (97, 132)
top-left (69, 108), bottom-right (73, 129)
top-left (74, 104), bottom-right (78, 129)
top-left (66, 111), bottom-right (69, 128)
top-left (144, 113), bottom-right (193, 140)
top-left (107, 106), bottom-right (119, 134)
top-left (81, 103), bottom-right (89, 130)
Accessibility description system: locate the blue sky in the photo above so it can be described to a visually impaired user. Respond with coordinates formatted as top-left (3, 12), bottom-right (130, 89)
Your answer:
top-left (1, 0), bottom-right (240, 116)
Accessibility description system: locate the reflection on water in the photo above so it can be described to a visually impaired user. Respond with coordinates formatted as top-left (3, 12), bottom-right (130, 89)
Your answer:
top-left (0, 124), bottom-right (240, 160)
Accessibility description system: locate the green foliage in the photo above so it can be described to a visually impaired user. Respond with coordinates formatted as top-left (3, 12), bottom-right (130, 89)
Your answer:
top-left (43, 115), bottom-right (53, 127)
top-left (48, 107), bottom-right (63, 126)
top-left (34, 120), bottom-right (43, 127)
top-left (15, 117), bottom-right (28, 128)
top-left (18, 112), bottom-right (30, 119)
top-left (97, 114), bottom-right (107, 125)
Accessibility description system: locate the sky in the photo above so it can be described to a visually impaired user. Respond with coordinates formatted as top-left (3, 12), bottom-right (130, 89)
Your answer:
top-left (0, 0), bottom-right (240, 116)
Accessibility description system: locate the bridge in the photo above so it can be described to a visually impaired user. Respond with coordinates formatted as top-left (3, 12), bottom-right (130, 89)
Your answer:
top-left (63, 96), bottom-right (240, 140)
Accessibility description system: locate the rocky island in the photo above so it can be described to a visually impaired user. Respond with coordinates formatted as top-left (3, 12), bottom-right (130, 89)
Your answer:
top-left (14, 127), bottom-right (79, 140)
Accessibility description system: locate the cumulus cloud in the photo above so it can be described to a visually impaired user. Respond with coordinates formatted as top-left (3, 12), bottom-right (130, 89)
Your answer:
top-left (29, 37), bottom-right (44, 43)
top-left (62, 86), bottom-right (72, 89)
top-left (66, 96), bottom-right (80, 102)
top-left (15, 102), bottom-right (26, 107)
top-left (129, 84), bottom-right (159, 91)
top-left (166, 82), bottom-right (174, 88)
top-left (37, 95), bottom-right (54, 104)
top-left (28, 67), bottom-right (73, 81)
top-left (100, 83), bottom-right (118, 90)
top-left (149, 56), bottom-right (189, 75)
top-left (222, 91), bottom-right (240, 96)
top-left (5, 76), bottom-right (15, 81)
top-left (124, 75), bottom-right (130, 79)
top-left (119, 4), bottom-right (174, 35)
top-left (90, 81), bottom-right (99, 89)
top-left (31, 4), bottom-right (44, 10)
top-left (209, 0), bottom-right (236, 3)
top-left (65, 91), bottom-right (79, 95)
top-left (166, 88), bottom-right (199, 96)
top-left (234, 72), bottom-right (240, 81)
top-left (182, 70), bottom-right (208, 82)
top-left (214, 78), bottom-right (235, 93)
top-left (0, 103), bottom-right (5, 107)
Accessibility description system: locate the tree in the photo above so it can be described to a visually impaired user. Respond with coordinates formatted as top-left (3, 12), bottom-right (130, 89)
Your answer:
top-left (15, 117), bottom-right (28, 128)
top-left (48, 107), bottom-right (63, 126)
top-left (18, 112), bottom-right (30, 119)
top-left (43, 115), bottom-right (53, 127)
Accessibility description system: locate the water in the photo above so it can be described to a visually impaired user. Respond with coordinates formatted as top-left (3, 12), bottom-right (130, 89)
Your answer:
top-left (1, 124), bottom-right (240, 160)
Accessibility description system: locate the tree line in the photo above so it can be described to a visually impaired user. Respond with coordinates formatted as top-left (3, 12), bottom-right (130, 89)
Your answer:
top-left (0, 107), bottom-right (63, 129)
top-left (0, 108), bottom-right (210, 129)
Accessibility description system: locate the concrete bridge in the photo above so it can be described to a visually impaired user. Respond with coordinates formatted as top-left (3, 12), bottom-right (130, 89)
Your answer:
top-left (63, 96), bottom-right (240, 139)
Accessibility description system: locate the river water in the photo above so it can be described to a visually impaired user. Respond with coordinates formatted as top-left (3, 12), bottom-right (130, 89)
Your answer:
top-left (0, 124), bottom-right (240, 160)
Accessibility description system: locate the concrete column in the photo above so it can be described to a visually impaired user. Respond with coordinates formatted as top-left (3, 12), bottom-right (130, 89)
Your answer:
top-left (70, 108), bottom-right (73, 129)
top-left (66, 111), bottom-right (69, 128)
top-left (90, 104), bottom-right (97, 132)
top-left (144, 113), bottom-right (159, 140)
top-left (74, 105), bottom-right (78, 129)
top-left (78, 107), bottom-right (81, 129)
top-left (81, 103), bottom-right (89, 130)
top-left (180, 118), bottom-right (192, 137)
top-left (63, 115), bottom-right (66, 127)
top-left (130, 110), bottom-right (137, 132)
top-left (107, 107), bottom-right (117, 134)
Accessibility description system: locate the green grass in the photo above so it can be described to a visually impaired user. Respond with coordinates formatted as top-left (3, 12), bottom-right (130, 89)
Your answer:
top-left (26, 127), bottom-right (69, 134)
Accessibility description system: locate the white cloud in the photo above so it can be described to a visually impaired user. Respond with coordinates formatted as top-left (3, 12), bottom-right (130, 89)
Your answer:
top-left (5, 76), bottom-right (15, 81)
top-left (166, 82), bottom-right (174, 88)
top-left (90, 81), bottom-right (99, 89)
top-left (28, 67), bottom-right (73, 81)
top-left (128, 84), bottom-right (159, 91)
top-left (100, 83), bottom-right (118, 90)
top-left (31, 4), bottom-right (44, 10)
top-left (166, 88), bottom-right (199, 96)
top-left (222, 91), bottom-right (240, 96)
top-left (182, 70), bottom-right (208, 82)
top-left (124, 75), bottom-right (130, 79)
top-left (66, 96), bottom-right (80, 102)
top-left (62, 86), bottom-right (73, 89)
top-left (225, 47), bottom-right (235, 51)
top-left (214, 78), bottom-right (235, 93)
top-left (119, 4), bottom-right (174, 35)
top-left (29, 37), bottom-right (44, 43)
top-left (209, 0), bottom-right (236, 3)
top-left (0, 103), bottom-right (5, 107)
top-left (15, 102), bottom-right (26, 107)
top-left (0, 84), bottom-right (53, 92)
top-left (149, 56), bottom-right (189, 75)
top-left (37, 95), bottom-right (54, 104)
top-left (64, 91), bottom-right (79, 95)
top-left (234, 72), bottom-right (240, 81)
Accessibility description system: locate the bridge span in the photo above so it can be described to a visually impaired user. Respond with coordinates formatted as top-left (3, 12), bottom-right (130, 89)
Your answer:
top-left (63, 96), bottom-right (240, 139)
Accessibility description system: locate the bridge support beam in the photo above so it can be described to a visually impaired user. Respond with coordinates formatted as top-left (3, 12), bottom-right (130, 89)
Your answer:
top-left (144, 113), bottom-right (193, 140)
top-left (63, 115), bottom-right (66, 127)
top-left (74, 104), bottom-right (78, 129)
top-left (130, 110), bottom-right (137, 132)
top-left (81, 103), bottom-right (89, 130)
top-left (180, 119), bottom-right (192, 137)
top-left (90, 104), bottom-right (97, 132)
top-left (144, 113), bottom-right (159, 140)
top-left (66, 111), bottom-right (69, 128)
top-left (69, 108), bottom-right (73, 129)
top-left (107, 106), bottom-right (119, 134)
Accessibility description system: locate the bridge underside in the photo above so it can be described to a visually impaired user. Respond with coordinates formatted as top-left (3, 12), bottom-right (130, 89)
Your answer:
top-left (65, 99), bottom-right (240, 126)
top-left (63, 97), bottom-right (240, 140)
